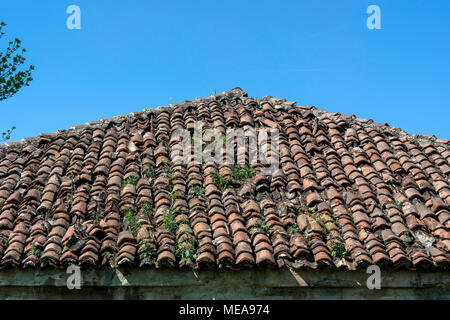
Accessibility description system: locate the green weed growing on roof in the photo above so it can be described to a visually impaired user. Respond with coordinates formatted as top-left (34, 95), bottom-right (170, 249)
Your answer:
top-left (249, 218), bottom-right (270, 236)
top-left (93, 208), bottom-right (103, 223)
top-left (121, 174), bottom-right (139, 189)
top-left (189, 186), bottom-right (205, 198)
top-left (141, 201), bottom-right (153, 217)
top-left (144, 167), bottom-right (153, 178)
top-left (211, 172), bottom-right (230, 191)
top-left (211, 165), bottom-right (256, 192)
top-left (162, 209), bottom-right (178, 233)
top-left (175, 238), bottom-right (197, 265)
top-left (287, 223), bottom-right (300, 235)
top-left (303, 233), bottom-right (312, 245)
top-left (231, 165), bottom-right (255, 180)
top-left (401, 231), bottom-right (415, 247)
top-left (30, 242), bottom-right (38, 255)
top-left (161, 162), bottom-right (172, 175)
top-left (330, 241), bottom-right (347, 259)
top-left (123, 207), bottom-right (140, 236)
top-left (394, 199), bottom-right (404, 209)
top-left (170, 189), bottom-right (184, 201)
top-left (138, 238), bottom-right (157, 260)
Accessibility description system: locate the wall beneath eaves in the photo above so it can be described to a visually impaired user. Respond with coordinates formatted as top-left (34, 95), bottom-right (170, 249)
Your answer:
top-left (0, 267), bottom-right (448, 299)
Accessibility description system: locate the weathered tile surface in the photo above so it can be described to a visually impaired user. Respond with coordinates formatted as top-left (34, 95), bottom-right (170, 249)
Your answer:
top-left (0, 88), bottom-right (449, 270)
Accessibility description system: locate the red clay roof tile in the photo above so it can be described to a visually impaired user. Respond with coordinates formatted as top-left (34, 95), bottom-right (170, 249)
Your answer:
top-left (0, 88), bottom-right (448, 271)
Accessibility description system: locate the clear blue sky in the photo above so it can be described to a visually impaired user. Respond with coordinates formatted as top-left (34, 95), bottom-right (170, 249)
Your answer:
top-left (2, 0), bottom-right (449, 142)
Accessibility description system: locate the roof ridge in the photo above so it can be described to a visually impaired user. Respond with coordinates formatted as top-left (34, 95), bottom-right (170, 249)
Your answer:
top-left (1, 87), bottom-right (449, 154)
top-left (0, 87), bottom-right (249, 153)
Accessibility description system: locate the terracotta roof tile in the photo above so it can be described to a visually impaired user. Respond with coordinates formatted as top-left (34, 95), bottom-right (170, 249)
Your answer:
top-left (0, 87), bottom-right (448, 270)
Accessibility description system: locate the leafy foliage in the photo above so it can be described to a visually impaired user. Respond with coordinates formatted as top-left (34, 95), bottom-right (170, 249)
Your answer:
top-left (330, 241), bottom-right (347, 259)
top-left (123, 207), bottom-right (140, 236)
top-left (121, 174), bottom-right (139, 189)
top-left (231, 165), bottom-right (255, 180)
top-left (249, 218), bottom-right (270, 236)
top-left (144, 167), bottom-right (153, 178)
top-left (211, 172), bottom-right (230, 191)
top-left (138, 238), bottom-right (157, 260)
top-left (189, 186), bottom-right (205, 198)
top-left (288, 223), bottom-right (300, 234)
top-left (140, 201), bottom-right (153, 217)
top-left (30, 242), bottom-right (38, 255)
top-left (93, 208), bottom-right (103, 223)
top-left (211, 166), bottom-right (256, 192)
top-left (0, 22), bottom-right (34, 101)
top-left (401, 231), bottom-right (415, 247)
top-left (1, 125), bottom-right (15, 142)
top-left (175, 238), bottom-right (197, 264)
top-left (162, 209), bottom-right (178, 233)
top-left (170, 189), bottom-right (184, 200)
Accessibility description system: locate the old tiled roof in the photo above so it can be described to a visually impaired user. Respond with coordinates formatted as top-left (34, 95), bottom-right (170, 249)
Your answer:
top-left (0, 87), bottom-right (449, 270)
